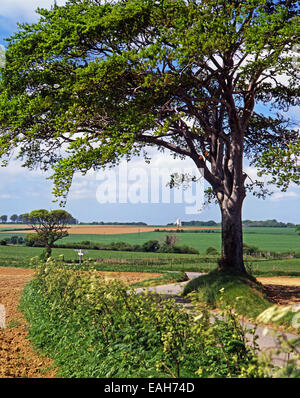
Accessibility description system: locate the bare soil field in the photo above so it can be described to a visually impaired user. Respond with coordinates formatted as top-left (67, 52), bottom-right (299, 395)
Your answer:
top-left (0, 267), bottom-right (162, 378)
top-left (257, 277), bottom-right (300, 287)
top-left (0, 267), bottom-right (55, 378)
top-left (0, 224), bottom-right (220, 234)
top-left (257, 277), bottom-right (300, 306)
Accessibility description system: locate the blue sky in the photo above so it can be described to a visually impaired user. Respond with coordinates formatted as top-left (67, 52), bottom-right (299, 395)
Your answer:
top-left (0, 0), bottom-right (299, 225)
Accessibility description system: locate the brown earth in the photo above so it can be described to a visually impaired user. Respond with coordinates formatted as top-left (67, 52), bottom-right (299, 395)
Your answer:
top-left (0, 267), bottom-right (162, 378)
top-left (0, 224), bottom-right (220, 234)
top-left (0, 267), bottom-right (55, 378)
top-left (257, 277), bottom-right (300, 306)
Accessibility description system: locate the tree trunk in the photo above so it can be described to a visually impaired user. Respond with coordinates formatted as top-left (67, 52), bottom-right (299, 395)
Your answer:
top-left (45, 244), bottom-right (52, 259)
top-left (219, 199), bottom-right (247, 274)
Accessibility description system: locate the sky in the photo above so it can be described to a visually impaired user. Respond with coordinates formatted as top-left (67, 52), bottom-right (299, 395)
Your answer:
top-left (0, 0), bottom-right (299, 225)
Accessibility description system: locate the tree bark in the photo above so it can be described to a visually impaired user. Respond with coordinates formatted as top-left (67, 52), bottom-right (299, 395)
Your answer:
top-left (219, 199), bottom-right (246, 274)
top-left (45, 244), bottom-right (52, 259)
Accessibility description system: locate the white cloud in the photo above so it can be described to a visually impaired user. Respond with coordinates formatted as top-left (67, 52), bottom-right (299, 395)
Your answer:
top-left (0, 159), bottom-right (50, 178)
top-left (244, 165), bottom-right (300, 201)
top-left (68, 152), bottom-right (202, 204)
top-left (244, 165), bottom-right (272, 186)
top-left (270, 191), bottom-right (300, 202)
top-left (0, 0), bottom-right (66, 21)
top-left (68, 179), bottom-right (96, 200)
top-left (0, 193), bottom-right (16, 199)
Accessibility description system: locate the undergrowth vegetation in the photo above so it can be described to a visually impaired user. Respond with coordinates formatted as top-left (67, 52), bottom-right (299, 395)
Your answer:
top-left (20, 259), bottom-right (272, 378)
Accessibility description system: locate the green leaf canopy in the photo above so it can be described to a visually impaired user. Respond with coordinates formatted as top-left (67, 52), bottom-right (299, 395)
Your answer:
top-left (0, 0), bottom-right (298, 200)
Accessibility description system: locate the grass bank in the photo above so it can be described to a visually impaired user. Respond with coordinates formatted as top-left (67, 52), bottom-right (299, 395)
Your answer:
top-left (183, 270), bottom-right (300, 334)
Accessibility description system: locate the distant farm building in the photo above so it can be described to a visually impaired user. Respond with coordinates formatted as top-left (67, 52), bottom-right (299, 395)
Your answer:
top-left (176, 218), bottom-right (182, 227)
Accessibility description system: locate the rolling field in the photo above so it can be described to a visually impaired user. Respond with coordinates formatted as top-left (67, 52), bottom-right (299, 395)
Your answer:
top-left (0, 225), bottom-right (299, 276)
top-left (62, 227), bottom-right (299, 254)
top-left (1, 226), bottom-right (299, 253)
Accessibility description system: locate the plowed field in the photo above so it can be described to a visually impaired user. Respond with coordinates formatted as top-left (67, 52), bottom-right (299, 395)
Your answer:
top-left (257, 277), bottom-right (300, 306)
top-left (0, 224), bottom-right (220, 234)
top-left (0, 267), bottom-right (161, 378)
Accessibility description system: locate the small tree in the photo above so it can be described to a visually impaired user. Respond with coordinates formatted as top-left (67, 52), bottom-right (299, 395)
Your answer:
top-left (10, 214), bottom-right (18, 223)
top-left (19, 214), bottom-right (29, 224)
top-left (164, 234), bottom-right (178, 248)
top-left (0, 215), bottom-right (7, 223)
top-left (23, 209), bottom-right (72, 258)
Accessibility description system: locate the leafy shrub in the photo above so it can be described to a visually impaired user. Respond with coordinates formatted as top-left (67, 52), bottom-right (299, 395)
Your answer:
top-left (141, 240), bottom-right (160, 252)
top-left (158, 244), bottom-right (199, 254)
top-left (20, 260), bottom-right (266, 378)
top-left (243, 243), bottom-right (260, 256)
top-left (25, 233), bottom-right (42, 247)
top-left (205, 247), bottom-right (219, 256)
top-left (0, 235), bottom-right (25, 245)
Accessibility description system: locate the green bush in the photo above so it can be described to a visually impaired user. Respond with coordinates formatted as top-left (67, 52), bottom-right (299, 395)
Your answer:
top-left (205, 247), bottom-right (219, 256)
top-left (141, 240), bottom-right (160, 252)
top-left (20, 260), bottom-right (266, 378)
top-left (243, 243), bottom-right (260, 256)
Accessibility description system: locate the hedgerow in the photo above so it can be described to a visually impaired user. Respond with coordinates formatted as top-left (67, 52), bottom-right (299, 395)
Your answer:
top-left (20, 259), bottom-right (268, 378)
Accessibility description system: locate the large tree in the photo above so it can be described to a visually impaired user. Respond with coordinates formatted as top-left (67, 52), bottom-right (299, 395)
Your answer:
top-left (0, 0), bottom-right (299, 273)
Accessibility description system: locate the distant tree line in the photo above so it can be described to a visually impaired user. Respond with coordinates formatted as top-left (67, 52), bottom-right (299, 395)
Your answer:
top-left (167, 219), bottom-right (297, 228)
top-left (242, 219), bottom-right (296, 228)
top-left (79, 221), bottom-right (148, 225)
top-left (0, 213), bottom-right (78, 224)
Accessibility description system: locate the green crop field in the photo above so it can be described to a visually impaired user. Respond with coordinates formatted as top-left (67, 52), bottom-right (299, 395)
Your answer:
top-left (1, 226), bottom-right (299, 253)
top-left (65, 227), bottom-right (299, 253)
top-left (0, 225), bottom-right (299, 276)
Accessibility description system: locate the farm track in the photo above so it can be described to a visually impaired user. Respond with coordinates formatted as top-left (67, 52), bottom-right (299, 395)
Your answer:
top-left (0, 267), bottom-right (299, 377)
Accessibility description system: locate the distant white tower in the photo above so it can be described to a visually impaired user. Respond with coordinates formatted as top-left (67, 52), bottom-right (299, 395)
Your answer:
top-left (176, 218), bottom-right (182, 227)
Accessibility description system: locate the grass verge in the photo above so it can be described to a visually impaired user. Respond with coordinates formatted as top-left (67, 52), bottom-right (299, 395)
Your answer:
top-left (183, 269), bottom-right (300, 334)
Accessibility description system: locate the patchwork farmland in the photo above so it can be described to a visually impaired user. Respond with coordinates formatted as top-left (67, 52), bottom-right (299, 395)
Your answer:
top-left (0, 224), bottom-right (299, 277)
